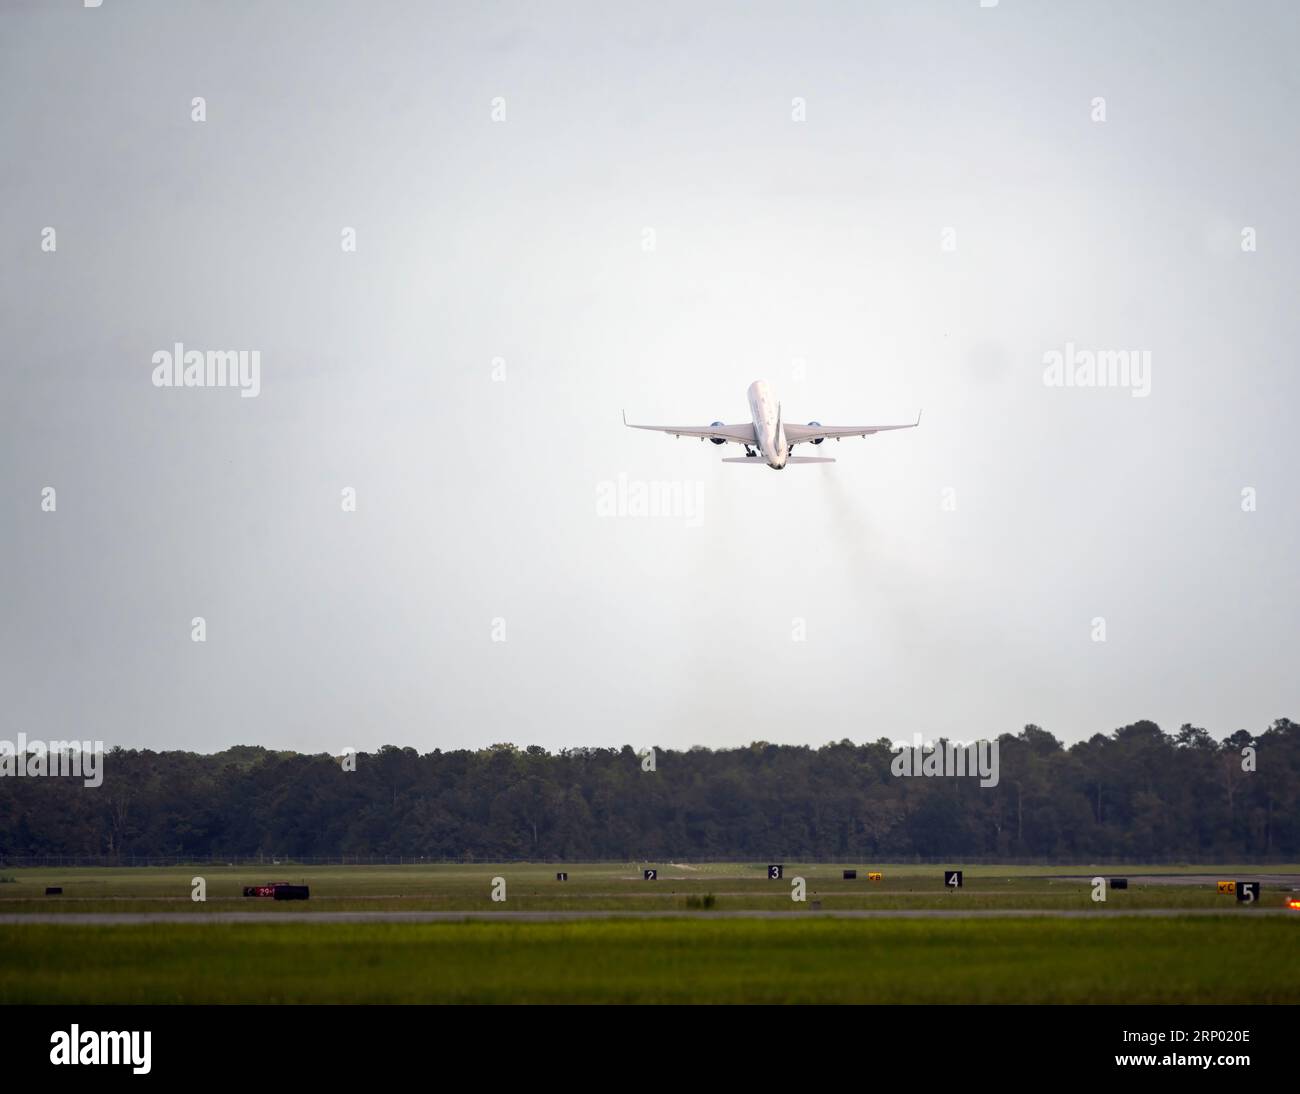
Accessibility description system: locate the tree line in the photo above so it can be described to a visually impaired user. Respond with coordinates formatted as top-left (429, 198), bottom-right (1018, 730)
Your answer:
top-left (0, 719), bottom-right (1296, 862)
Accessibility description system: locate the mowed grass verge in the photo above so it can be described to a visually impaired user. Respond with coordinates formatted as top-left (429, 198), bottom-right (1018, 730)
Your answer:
top-left (1, 917), bottom-right (1295, 1004)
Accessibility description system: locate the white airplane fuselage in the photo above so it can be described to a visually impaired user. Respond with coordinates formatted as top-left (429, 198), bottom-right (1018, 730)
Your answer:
top-left (747, 380), bottom-right (789, 469)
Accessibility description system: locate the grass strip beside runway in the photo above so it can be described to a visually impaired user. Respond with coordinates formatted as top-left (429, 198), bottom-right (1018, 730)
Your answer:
top-left (2, 916), bottom-right (1294, 1004)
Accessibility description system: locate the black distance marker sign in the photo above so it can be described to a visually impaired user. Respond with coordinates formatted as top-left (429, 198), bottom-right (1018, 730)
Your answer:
top-left (944, 870), bottom-right (963, 888)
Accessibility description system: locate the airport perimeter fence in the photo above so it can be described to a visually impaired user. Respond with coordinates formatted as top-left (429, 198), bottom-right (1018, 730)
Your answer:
top-left (3, 854), bottom-right (1296, 868)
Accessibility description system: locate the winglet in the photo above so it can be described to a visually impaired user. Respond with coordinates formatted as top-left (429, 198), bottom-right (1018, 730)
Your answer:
top-left (622, 408), bottom-right (627, 427)
top-left (916, 409), bottom-right (922, 426)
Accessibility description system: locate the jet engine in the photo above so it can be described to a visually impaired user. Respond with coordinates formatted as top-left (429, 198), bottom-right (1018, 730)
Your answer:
top-left (806, 421), bottom-right (824, 445)
top-left (708, 421), bottom-right (727, 445)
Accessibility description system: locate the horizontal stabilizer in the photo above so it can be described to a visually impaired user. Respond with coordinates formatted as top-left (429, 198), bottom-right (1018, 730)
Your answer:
top-left (721, 456), bottom-right (837, 464)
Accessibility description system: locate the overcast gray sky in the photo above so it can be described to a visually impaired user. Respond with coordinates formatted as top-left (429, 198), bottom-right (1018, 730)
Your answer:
top-left (2, 0), bottom-right (1297, 756)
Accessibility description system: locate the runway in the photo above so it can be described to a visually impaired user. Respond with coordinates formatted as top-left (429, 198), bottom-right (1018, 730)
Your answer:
top-left (1048, 873), bottom-right (1300, 887)
top-left (1, 907), bottom-right (1296, 925)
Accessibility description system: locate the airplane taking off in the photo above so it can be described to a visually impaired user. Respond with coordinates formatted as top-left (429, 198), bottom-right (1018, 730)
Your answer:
top-left (624, 380), bottom-right (920, 470)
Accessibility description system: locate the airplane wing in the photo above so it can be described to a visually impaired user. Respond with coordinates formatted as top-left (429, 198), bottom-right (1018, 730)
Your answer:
top-left (623, 411), bottom-right (756, 445)
top-left (785, 411), bottom-right (921, 446)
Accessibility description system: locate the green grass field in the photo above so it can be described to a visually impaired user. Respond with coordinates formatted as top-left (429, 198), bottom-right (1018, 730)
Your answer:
top-left (1, 861), bottom-right (1296, 914)
top-left (2, 917), bottom-right (1296, 1003)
